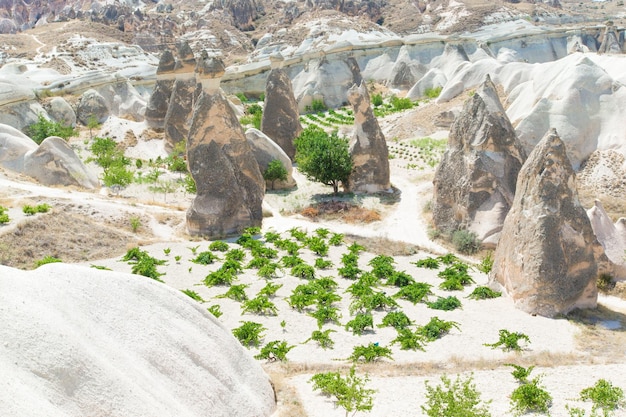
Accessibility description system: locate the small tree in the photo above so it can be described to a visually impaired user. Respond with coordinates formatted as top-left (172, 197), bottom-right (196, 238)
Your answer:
top-left (26, 113), bottom-right (76, 144)
top-left (263, 159), bottom-right (288, 190)
top-left (295, 125), bottom-right (352, 194)
top-left (422, 374), bottom-right (492, 417)
top-left (310, 366), bottom-right (375, 417)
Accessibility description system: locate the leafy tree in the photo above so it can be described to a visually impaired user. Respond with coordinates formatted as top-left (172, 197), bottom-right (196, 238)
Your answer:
top-left (294, 125), bottom-right (352, 194)
top-left (263, 159), bottom-right (288, 190)
top-left (27, 113), bottom-right (76, 144)
top-left (422, 374), bottom-right (492, 417)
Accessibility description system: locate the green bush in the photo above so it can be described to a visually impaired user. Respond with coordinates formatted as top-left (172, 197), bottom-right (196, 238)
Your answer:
top-left (391, 328), bottom-right (426, 351)
top-left (203, 269), bottom-right (236, 287)
top-left (394, 282), bottom-right (433, 304)
top-left (378, 311), bottom-right (413, 330)
top-left (34, 255), bottom-right (62, 268)
top-left (371, 93), bottom-right (384, 107)
top-left (314, 258), bottom-right (334, 269)
top-left (122, 247), bottom-right (166, 282)
top-left (417, 317), bottom-right (460, 341)
top-left (257, 281), bottom-right (282, 298)
top-left (348, 343), bottom-right (393, 363)
top-left (310, 366), bottom-right (375, 416)
top-left (232, 321), bottom-right (266, 347)
top-left (467, 286), bottom-right (501, 300)
top-left (216, 284), bottom-right (249, 302)
top-left (506, 364), bottom-right (535, 385)
top-left (181, 289), bottom-right (205, 302)
top-left (309, 98), bottom-right (327, 113)
top-left (254, 340), bottom-right (294, 362)
top-left (510, 378), bottom-right (552, 416)
top-left (424, 86), bottom-right (443, 99)
top-left (209, 240), bottom-right (230, 252)
top-left (27, 113), bottom-right (76, 144)
top-left (579, 379), bottom-right (626, 416)
top-left (225, 248), bottom-right (246, 261)
top-left (257, 262), bottom-right (281, 279)
top-left (309, 304), bottom-right (342, 328)
top-left (422, 374), bottom-right (492, 417)
top-left (452, 229), bottom-right (481, 254)
top-left (484, 329), bottom-right (530, 352)
top-left (192, 251), bottom-right (219, 265)
top-left (478, 251), bottom-right (494, 273)
top-left (102, 163), bottom-right (133, 188)
top-left (427, 296), bottom-right (462, 311)
top-left (307, 236), bottom-right (329, 256)
top-left (242, 295), bottom-right (278, 316)
top-left (390, 95), bottom-right (415, 111)
top-left (0, 206), bottom-right (9, 224)
top-left (413, 257), bottom-right (440, 269)
top-left (303, 329), bottom-right (336, 349)
top-left (291, 263), bottom-right (316, 280)
top-left (350, 291), bottom-right (398, 314)
top-left (345, 313), bottom-right (374, 335)
top-left (329, 233), bottom-right (344, 246)
top-left (207, 304), bottom-right (223, 318)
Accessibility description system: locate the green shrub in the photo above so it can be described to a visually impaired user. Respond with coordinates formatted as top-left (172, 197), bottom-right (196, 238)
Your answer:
top-left (506, 364), bottom-right (535, 385)
top-left (424, 86), bottom-right (443, 99)
top-left (310, 98), bottom-right (327, 113)
top-left (314, 258), bottom-right (334, 269)
top-left (413, 257), bottom-right (440, 269)
top-left (34, 255), bottom-right (62, 268)
top-left (22, 205), bottom-right (37, 215)
top-left (207, 304), bottom-right (223, 318)
top-left (391, 328), bottom-right (426, 351)
top-left (308, 236), bottom-right (329, 256)
top-left (27, 113), bottom-right (76, 144)
top-left (438, 253), bottom-right (460, 265)
top-left (348, 343), bottom-right (393, 363)
top-left (390, 95), bottom-right (415, 111)
top-left (310, 366), bottom-right (375, 416)
top-left (181, 289), bottom-right (205, 302)
top-left (579, 379), bottom-right (626, 416)
top-left (232, 321), bottom-right (266, 347)
top-left (257, 281), bottom-right (282, 298)
top-left (257, 262), bottom-right (282, 279)
top-left (345, 313), bottom-right (374, 335)
top-left (378, 311), bottom-right (413, 330)
top-left (242, 295), bottom-right (278, 316)
top-left (467, 286), bottom-right (501, 300)
top-left (369, 254), bottom-right (396, 279)
top-left (216, 284), bottom-right (249, 302)
top-left (225, 248), bottom-right (246, 261)
top-left (329, 233), bottom-right (344, 246)
top-left (203, 269), bottom-right (236, 287)
top-left (510, 378), bottom-right (552, 416)
top-left (291, 263), bottom-right (316, 280)
top-left (452, 229), bottom-right (481, 254)
top-left (309, 304), bottom-right (342, 328)
top-left (394, 282), bottom-right (433, 304)
top-left (597, 274), bottom-right (616, 293)
top-left (427, 296), bottom-right (462, 311)
top-left (303, 329), bottom-right (336, 349)
top-left (102, 163), bottom-right (133, 188)
top-left (255, 340), bottom-right (294, 362)
top-left (350, 291), bottom-right (398, 314)
top-left (281, 254), bottom-right (304, 268)
top-left (371, 93), bottom-right (384, 107)
top-left (478, 251), bottom-right (494, 273)
top-left (0, 206), bottom-right (9, 224)
top-left (263, 159), bottom-right (288, 190)
top-left (209, 241), bottom-right (230, 252)
top-left (122, 247), bottom-right (166, 282)
top-left (417, 317), bottom-right (459, 341)
top-left (192, 251), bottom-right (219, 265)
top-left (484, 329), bottom-right (530, 352)
top-left (422, 374), bottom-right (492, 417)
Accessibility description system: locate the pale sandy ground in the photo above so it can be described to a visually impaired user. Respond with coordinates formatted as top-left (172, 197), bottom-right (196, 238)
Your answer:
top-left (1, 108), bottom-right (626, 416)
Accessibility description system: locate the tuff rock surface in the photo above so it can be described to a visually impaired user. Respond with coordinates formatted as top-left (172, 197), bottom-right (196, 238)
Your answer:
top-left (346, 80), bottom-right (390, 193)
top-left (245, 127), bottom-right (296, 190)
top-left (260, 54), bottom-right (302, 160)
top-left (23, 136), bottom-right (99, 189)
top-left (46, 97), bottom-right (76, 127)
top-left (164, 42), bottom-right (198, 151)
top-left (186, 55), bottom-right (264, 238)
top-left (76, 89), bottom-right (109, 125)
top-left (145, 50), bottom-right (177, 131)
top-left (432, 75), bottom-right (526, 247)
top-left (0, 123), bottom-right (37, 172)
top-left (587, 200), bottom-right (626, 278)
top-left (0, 263), bottom-right (276, 417)
top-left (489, 129), bottom-right (605, 317)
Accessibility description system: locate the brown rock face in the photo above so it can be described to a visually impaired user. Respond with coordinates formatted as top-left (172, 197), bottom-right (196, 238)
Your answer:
top-left (489, 129), bottom-right (602, 317)
top-left (164, 42), bottom-right (198, 150)
top-left (346, 81), bottom-right (390, 193)
top-left (186, 56), bottom-right (264, 238)
top-left (145, 50), bottom-right (176, 131)
top-left (432, 75), bottom-right (526, 247)
top-left (261, 68), bottom-right (302, 161)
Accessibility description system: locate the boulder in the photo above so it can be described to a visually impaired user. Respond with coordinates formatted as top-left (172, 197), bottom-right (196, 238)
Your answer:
top-left (46, 97), bottom-right (76, 127)
top-left (598, 21), bottom-right (623, 54)
top-left (0, 123), bottom-right (37, 172)
top-left (0, 263), bottom-right (276, 417)
top-left (432, 75), bottom-right (526, 247)
top-left (96, 80), bottom-right (146, 122)
top-left (23, 136), bottom-right (99, 189)
top-left (164, 42), bottom-right (198, 151)
top-left (346, 81), bottom-right (390, 193)
top-left (145, 50), bottom-right (176, 131)
top-left (587, 200), bottom-right (626, 278)
top-left (245, 128), bottom-right (296, 190)
top-left (260, 54), bottom-right (302, 160)
top-left (76, 89), bottom-right (109, 125)
top-left (186, 55), bottom-right (265, 238)
top-left (489, 129), bottom-right (605, 317)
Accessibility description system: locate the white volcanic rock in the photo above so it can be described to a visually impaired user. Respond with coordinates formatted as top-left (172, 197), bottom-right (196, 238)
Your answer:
top-left (23, 136), bottom-right (99, 189)
top-left (587, 200), bottom-right (626, 278)
top-left (0, 123), bottom-right (37, 172)
top-left (245, 128), bottom-right (296, 190)
top-left (0, 263), bottom-right (276, 417)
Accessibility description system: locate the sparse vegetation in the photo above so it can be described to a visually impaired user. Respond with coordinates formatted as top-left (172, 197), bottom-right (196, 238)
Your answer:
top-left (422, 374), bottom-right (492, 417)
top-left (254, 340), bottom-right (294, 362)
top-left (27, 113), bottom-right (76, 144)
top-left (484, 329), bottom-right (530, 352)
top-left (348, 343), bottom-right (393, 363)
top-left (303, 329), bottom-right (336, 349)
top-left (579, 379), bottom-right (625, 417)
top-left (310, 366), bottom-right (375, 416)
top-left (34, 255), bottom-right (62, 267)
top-left (232, 321), bottom-right (266, 347)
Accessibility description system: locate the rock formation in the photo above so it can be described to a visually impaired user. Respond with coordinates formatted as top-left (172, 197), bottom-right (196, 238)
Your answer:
top-left (432, 75), bottom-right (526, 247)
top-left (186, 54), bottom-right (265, 238)
top-left (346, 80), bottom-right (390, 193)
top-left (76, 89), bottom-right (109, 125)
top-left (0, 123), bottom-right (37, 172)
top-left (598, 21), bottom-right (623, 54)
top-left (245, 128), bottom-right (296, 190)
top-left (23, 136), bottom-right (99, 189)
top-left (46, 97), bottom-right (76, 127)
top-left (587, 200), bottom-right (626, 278)
top-left (489, 129), bottom-right (606, 317)
top-left (0, 263), bottom-right (276, 417)
top-left (164, 42), bottom-right (198, 151)
top-left (145, 50), bottom-right (176, 131)
top-left (260, 53), bottom-right (302, 160)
